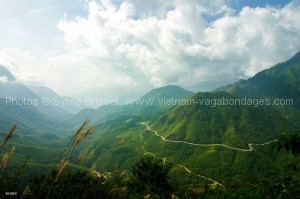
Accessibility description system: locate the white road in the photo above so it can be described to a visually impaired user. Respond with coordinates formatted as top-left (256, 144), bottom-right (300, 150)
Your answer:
top-left (140, 122), bottom-right (277, 152)
top-left (139, 127), bottom-right (225, 188)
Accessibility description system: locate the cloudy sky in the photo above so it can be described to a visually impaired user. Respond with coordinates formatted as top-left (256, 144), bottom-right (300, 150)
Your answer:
top-left (0, 0), bottom-right (299, 96)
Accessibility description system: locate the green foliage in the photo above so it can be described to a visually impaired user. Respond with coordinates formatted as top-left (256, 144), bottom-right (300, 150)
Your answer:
top-left (271, 131), bottom-right (300, 156)
top-left (129, 156), bottom-right (174, 198)
top-left (270, 130), bottom-right (300, 172)
top-left (202, 176), bottom-right (300, 199)
top-left (27, 169), bottom-right (127, 199)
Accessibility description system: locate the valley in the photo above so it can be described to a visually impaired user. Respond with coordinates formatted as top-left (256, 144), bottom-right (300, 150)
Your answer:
top-left (1, 52), bottom-right (300, 198)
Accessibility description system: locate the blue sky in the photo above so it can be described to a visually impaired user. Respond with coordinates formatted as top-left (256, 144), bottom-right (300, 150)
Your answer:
top-left (0, 0), bottom-right (299, 96)
top-left (229, 0), bottom-right (292, 9)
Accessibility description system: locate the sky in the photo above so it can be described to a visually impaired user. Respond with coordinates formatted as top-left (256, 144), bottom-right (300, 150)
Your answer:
top-left (0, 0), bottom-right (299, 96)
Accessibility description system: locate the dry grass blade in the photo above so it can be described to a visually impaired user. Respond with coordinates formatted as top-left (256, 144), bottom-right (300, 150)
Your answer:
top-left (72, 120), bottom-right (90, 146)
top-left (91, 169), bottom-right (102, 178)
top-left (75, 134), bottom-right (84, 147)
top-left (54, 161), bottom-right (69, 183)
top-left (75, 151), bottom-right (87, 164)
top-left (5, 124), bottom-right (17, 143)
top-left (0, 152), bottom-right (9, 169)
top-left (1, 125), bottom-right (17, 153)
top-left (113, 163), bottom-right (119, 173)
top-left (83, 125), bottom-right (95, 139)
top-left (118, 140), bottom-right (125, 145)
top-left (22, 185), bottom-right (31, 196)
top-left (89, 149), bottom-right (94, 158)
top-left (75, 125), bottom-right (95, 147)
top-left (119, 170), bottom-right (127, 180)
top-left (9, 146), bottom-right (16, 156)
top-left (90, 164), bottom-right (96, 171)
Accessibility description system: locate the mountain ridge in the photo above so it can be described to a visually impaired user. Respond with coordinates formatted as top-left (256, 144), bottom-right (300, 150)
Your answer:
top-left (215, 51), bottom-right (300, 124)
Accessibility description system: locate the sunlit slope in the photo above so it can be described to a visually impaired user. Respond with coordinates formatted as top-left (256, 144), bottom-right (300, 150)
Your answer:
top-left (152, 92), bottom-right (296, 147)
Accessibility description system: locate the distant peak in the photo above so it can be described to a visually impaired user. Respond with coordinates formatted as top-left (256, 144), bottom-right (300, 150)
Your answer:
top-left (141, 85), bottom-right (193, 100)
top-left (0, 65), bottom-right (15, 81)
top-left (150, 85), bottom-right (193, 93)
top-left (156, 85), bottom-right (183, 90)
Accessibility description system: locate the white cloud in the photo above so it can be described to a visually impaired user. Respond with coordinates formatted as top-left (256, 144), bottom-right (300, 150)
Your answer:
top-left (201, 2), bottom-right (300, 76)
top-left (0, 76), bottom-right (9, 83)
top-left (54, 0), bottom-right (232, 90)
top-left (0, 0), bottom-right (300, 95)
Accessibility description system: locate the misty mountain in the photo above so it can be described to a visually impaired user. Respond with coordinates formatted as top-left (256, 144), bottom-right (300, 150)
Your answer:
top-left (0, 98), bottom-right (70, 135)
top-left (75, 86), bottom-right (145, 108)
top-left (0, 65), bottom-right (71, 122)
top-left (141, 85), bottom-right (193, 100)
top-left (27, 85), bottom-right (60, 99)
top-left (27, 85), bottom-right (82, 115)
top-left (1, 65), bottom-right (40, 99)
top-left (66, 105), bottom-right (121, 125)
top-left (69, 85), bottom-right (194, 125)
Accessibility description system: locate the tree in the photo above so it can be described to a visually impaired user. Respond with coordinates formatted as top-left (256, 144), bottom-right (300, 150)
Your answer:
top-left (271, 132), bottom-right (300, 156)
top-left (130, 156), bottom-right (173, 198)
top-left (270, 130), bottom-right (300, 171)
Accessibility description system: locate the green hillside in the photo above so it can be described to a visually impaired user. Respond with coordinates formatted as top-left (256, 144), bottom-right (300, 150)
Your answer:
top-left (75, 112), bottom-right (299, 192)
top-left (153, 91), bottom-right (296, 147)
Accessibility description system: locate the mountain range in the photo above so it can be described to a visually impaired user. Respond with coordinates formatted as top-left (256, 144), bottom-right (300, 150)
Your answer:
top-left (78, 51), bottom-right (300, 182)
top-left (1, 51), bottom-right (300, 192)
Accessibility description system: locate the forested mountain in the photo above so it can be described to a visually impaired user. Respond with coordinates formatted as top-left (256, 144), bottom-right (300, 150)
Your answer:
top-left (153, 91), bottom-right (296, 147)
top-left (216, 51), bottom-right (300, 124)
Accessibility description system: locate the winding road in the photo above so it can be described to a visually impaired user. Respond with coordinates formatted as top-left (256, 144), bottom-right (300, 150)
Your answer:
top-left (140, 122), bottom-right (277, 152)
top-left (139, 126), bottom-right (225, 188)
top-left (138, 122), bottom-right (279, 188)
